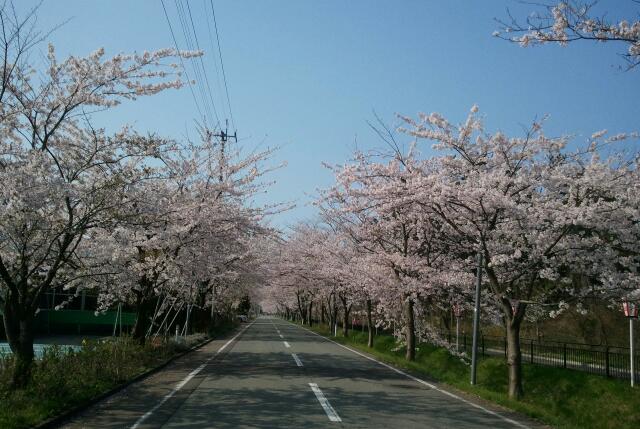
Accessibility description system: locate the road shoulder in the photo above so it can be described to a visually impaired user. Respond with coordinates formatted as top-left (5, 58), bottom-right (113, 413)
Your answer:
top-left (59, 323), bottom-right (252, 429)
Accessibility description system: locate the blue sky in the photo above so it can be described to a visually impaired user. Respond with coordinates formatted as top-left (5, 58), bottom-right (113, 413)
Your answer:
top-left (18, 0), bottom-right (640, 229)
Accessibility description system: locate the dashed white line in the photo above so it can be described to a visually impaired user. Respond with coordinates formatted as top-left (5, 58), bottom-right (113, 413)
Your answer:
top-left (130, 323), bottom-right (252, 429)
top-left (283, 341), bottom-right (291, 348)
top-left (292, 353), bottom-right (303, 366)
top-left (279, 333), bottom-right (284, 338)
top-left (309, 383), bottom-right (342, 422)
top-left (296, 323), bottom-right (529, 429)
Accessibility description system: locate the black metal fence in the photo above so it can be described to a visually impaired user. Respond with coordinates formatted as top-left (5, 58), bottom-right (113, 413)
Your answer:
top-left (443, 331), bottom-right (639, 381)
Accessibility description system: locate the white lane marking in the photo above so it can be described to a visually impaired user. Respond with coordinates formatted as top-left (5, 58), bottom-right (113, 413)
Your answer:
top-left (309, 383), bottom-right (341, 422)
top-left (295, 324), bottom-right (529, 429)
top-left (130, 322), bottom-right (253, 429)
top-left (292, 353), bottom-right (303, 367)
top-left (283, 341), bottom-right (291, 348)
top-left (279, 333), bottom-right (284, 339)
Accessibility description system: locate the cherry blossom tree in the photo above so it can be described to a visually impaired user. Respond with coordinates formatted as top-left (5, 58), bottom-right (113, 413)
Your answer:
top-left (319, 232), bottom-right (360, 337)
top-left (267, 101), bottom-right (638, 400)
top-left (92, 125), bottom-right (279, 343)
top-left (0, 3), bottom-right (202, 386)
top-left (321, 150), bottom-right (465, 360)
top-left (346, 254), bottom-right (393, 348)
top-left (494, 1), bottom-right (640, 70)
top-left (269, 225), bottom-right (325, 325)
top-left (398, 105), bottom-right (640, 398)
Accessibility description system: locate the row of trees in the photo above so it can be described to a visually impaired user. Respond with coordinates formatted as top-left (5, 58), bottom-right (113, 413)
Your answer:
top-left (0, 5), bottom-right (275, 387)
top-left (267, 2), bottom-right (640, 400)
top-left (269, 107), bottom-right (639, 399)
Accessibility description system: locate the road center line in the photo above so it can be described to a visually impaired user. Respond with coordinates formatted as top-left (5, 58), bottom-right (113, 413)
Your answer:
top-left (130, 322), bottom-right (253, 429)
top-left (283, 341), bottom-right (291, 348)
top-left (292, 353), bottom-right (303, 366)
top-left (296, 323), bottom-right (529, 429)
top-left (309, 383), bottom-right (341, 422)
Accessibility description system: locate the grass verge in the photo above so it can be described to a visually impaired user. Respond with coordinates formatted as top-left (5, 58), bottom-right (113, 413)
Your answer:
top-left (299, 322), bottom-right (639, 429)
top-left (0, 324), bottom-right (235, 429)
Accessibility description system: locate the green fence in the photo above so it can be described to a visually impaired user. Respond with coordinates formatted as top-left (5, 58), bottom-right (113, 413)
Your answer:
top-left (38, 309), bottom-right (135, 325)
top-left (34, 309), bottom-right (137, 334)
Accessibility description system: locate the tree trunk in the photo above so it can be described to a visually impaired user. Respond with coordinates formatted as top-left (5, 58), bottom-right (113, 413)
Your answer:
top-left (3, 291), bottom-right (36, 388)
top-left (342, 307), bottom-right (349, 337)
top-left (340, 296), bottom-right (350, 337)
top-left (296, 293), bottom-right (307, 325)
top-left (320, 304), bottom-right (325, 324)
top-left (210, 308), bottom-right (219, 332)
top-left (307, 301), bottom-right (313, 326)
top-left (331, 300), bottom-right (338, 337)
top-left (405, 298), bottom-right (416, 361)
top-left (132, 294), bottom-right (154, 345)
top-left (209, 284), bottom-right (218, 332)
top-left (505, 314), bottom-right (524, 399)
top-left (325, 298), bottom-right (333, 332)
top-left (366, 299), bottom-right (374, 348)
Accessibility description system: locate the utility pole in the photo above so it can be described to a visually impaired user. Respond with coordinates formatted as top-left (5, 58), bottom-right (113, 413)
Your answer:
top-left (631, 318), bottom-right (635, 388)
top-left (470, 251), bottom-right (483, 385)
top-left (208, 120), bottom-right (235, 331)
top-left (212, 119), bottom-right (237, 182)
top-left (623, 301), bottom-right (638, 387)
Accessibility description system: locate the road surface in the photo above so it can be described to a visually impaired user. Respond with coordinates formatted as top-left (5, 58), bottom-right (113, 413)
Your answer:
top-left (61, 316), bottom-right (541, 428)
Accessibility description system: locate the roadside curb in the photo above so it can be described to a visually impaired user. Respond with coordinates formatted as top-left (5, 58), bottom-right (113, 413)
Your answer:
top-left (34, 326), bottom-right (242, 429)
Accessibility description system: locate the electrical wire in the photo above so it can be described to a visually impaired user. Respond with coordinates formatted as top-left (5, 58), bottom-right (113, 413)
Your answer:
top-left (175, 0), bottom-right (214, 126)
top-left (209, 0), bottom-right (236, 132)
top-left (203, 0), bottom-right (227, 122)
top-left (185, 0), bottom-right (222, 129)
top-left (159, 0), bottom-right (206, 123)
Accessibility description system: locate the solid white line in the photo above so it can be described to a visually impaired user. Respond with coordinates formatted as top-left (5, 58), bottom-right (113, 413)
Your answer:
top-left (283, 341), bottom-right (291, 348)
top-left (130, 323), bottom-right (253, 429)
top-left (295, 323), bottom-right (529, 429)
top-left (292, 353), bottom-right (303, 367)
top-left (309, 383), bottom-right (341, 422)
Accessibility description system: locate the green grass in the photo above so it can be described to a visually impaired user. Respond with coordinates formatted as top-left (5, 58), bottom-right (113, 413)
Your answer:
top-left (300, 322), bottom-right (640, 429)
top-left (0, 330), bottom-right (219, 429)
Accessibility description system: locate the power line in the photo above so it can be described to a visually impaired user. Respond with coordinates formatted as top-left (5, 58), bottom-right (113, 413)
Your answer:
top-left (203, 0), bottom-right (228, 122)
top-left (185, 0), bottom-right (222, 129)
top-left (174, 0), bottom-right (215, 126)
top-left (175, 0), bottom-right (211, 123)
top-left (159, 0), bottom-right (206, 124)
top-left (209, 0), bottom-right (236, 132)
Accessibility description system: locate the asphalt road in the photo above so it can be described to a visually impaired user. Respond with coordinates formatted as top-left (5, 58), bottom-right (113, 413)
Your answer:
top-left (61, 316), bottom-right (541, 428)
